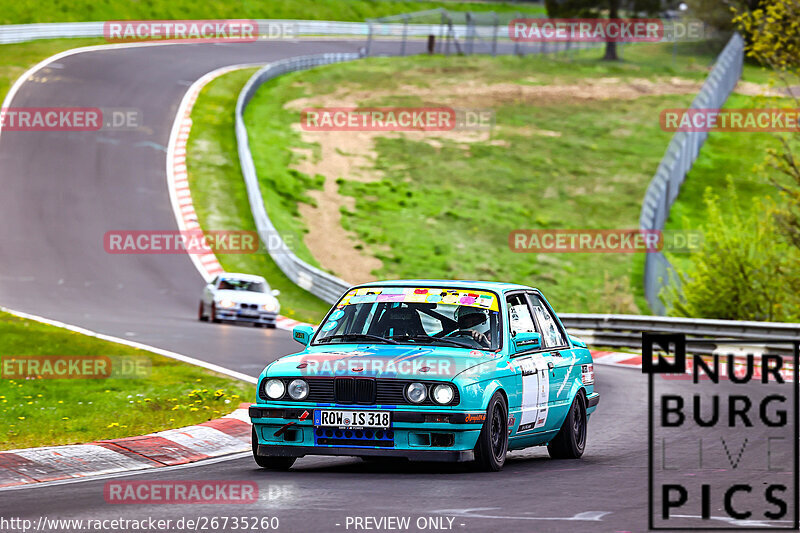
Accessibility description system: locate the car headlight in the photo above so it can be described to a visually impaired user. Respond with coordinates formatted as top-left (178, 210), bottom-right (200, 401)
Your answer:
top-left (217, 299), bottom-right (236, 309)
top-left (264, 379), bottom-right (285, 399)
top-left (287, 379), bottom-right (309, 400)
top-left (261, 300), bottom-right (278, 313)
top-left (432, 384), bottom-right (454, 404)
top-left (406, 382), bottom-right (427, 404)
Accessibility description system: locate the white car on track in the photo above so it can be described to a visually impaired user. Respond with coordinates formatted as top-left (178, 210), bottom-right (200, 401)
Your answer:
top-left (199, 273), bottom-right (280, 328)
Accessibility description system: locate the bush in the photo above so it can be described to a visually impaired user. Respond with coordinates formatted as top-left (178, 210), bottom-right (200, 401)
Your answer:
top-left (664, 182), bottom-right (800, 322)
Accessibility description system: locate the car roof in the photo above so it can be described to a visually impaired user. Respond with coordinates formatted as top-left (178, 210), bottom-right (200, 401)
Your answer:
top-left (217, 272), bottom-right (267, 283)
top-left (351, 279), bottom-right (537, 293)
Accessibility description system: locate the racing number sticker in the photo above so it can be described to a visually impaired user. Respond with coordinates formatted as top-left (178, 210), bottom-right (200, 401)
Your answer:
top-left (581, 363), bottom-right (594, 384)
top-left (517, 354), bottom-right (549, 432)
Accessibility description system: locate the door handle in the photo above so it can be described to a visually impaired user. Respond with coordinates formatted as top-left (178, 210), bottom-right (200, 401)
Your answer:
top-left (547, 361), bottom-right (555, 371)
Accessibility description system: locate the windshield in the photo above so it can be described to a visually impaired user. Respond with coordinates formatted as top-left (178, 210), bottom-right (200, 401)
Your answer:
top-left (313, 286), bottom-right (501, 350)
top-left (217, 278), bottom-right (266, 293)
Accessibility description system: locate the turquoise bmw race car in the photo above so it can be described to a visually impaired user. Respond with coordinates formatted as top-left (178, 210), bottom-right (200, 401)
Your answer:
top-left (249, 280), bottom-right (599, 471)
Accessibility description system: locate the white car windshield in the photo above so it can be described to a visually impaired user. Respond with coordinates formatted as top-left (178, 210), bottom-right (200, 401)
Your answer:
top-left (217, 279), bottom-right (266, 293)
top-left (314, 286), bottom-right (501, 350)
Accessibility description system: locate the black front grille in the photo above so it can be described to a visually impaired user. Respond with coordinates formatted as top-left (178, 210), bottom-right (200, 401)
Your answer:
top-left (241, 303), bottom-right (258, 309)
top-left (306, 378), bottom-right (335, 402)
top-left (260, 377), bottom-right (458, 406)
top-left (375, 380), bottom-right (407, 404)
top-left (335, 377), bottom-right (375, 404)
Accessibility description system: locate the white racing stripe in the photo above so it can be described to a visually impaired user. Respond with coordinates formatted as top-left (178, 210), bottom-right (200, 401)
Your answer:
top-left (0, 306), bottom-right (257, 383)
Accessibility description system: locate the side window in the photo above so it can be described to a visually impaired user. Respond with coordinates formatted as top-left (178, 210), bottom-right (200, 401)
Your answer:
top-left (529, 295), bottom-right (566, 348)
top-left (506, 293), bottom-right (537, 337)
top-left (211, 276), bottom-right (219, 287)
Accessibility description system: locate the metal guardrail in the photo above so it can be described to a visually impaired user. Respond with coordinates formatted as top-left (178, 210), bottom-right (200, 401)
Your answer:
top-left (0, 19), bottom-right (485, 45)
top-left (0, 20), bottom-right (372, 44)
top-left (562, 313), bottom-right (800, 355)
top-left (639, 33), bottom-right (744, 315)
top-left (235, 54), bottom-right (357, 305)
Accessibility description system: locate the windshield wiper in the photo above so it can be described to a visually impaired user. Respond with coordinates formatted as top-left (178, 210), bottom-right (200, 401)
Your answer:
top-left (393, 335), bottom-right (476, 350)
top-left (317, 333), bottom-right (399, 345)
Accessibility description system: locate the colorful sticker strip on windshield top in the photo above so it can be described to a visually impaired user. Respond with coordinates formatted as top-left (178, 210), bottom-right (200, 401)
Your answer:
top-left (338, 287), bottom-right (499, 312)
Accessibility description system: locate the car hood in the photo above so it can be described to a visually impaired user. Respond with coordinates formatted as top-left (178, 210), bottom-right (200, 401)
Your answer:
top-left (214, 290), bottom-right (273, 305)
top-left (266, 344), bottom-right (507, 380)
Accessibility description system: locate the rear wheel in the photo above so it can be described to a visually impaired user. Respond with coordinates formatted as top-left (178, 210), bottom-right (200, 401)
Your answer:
top-left (198, 301), bottom-right (208, 321)
top-left (473, 391), bottom-right (508, 472)
top-left (547, 393), bottom-right (587, 459)
top-left (210, 303), bottom-right (221, 323)
top-left (251, 427), bottom-right (296, 470)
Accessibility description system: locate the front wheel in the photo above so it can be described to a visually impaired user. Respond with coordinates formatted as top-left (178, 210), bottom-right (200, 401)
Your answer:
top-left (251, 427), bottom-right (295, 470)
top-left (198, 301), bottom-right (208, 321)
top-left (473, 391), bottom-right (508, 471)
top-left (547, 393), bottom-right (587, 459)
top-left (210, 303), bottom-right (221, 323)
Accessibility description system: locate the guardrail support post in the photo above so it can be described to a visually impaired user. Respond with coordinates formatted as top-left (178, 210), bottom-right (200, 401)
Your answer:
top-left (401, 14), bottom-right (409, 56)
top-left (365, 20), bottom-right (373, 57)
top-left (491, 12), bottom-right (498, 57)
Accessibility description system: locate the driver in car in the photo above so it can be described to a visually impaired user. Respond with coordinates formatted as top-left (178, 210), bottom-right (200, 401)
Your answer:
top-left (452, 305), bottom-right (492, 348)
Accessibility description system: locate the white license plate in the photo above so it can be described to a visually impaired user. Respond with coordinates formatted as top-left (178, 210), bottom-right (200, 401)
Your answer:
top-left (239, 311), bottom-right (259, 317)
top-left (313, 410), bottom-right (391, 429)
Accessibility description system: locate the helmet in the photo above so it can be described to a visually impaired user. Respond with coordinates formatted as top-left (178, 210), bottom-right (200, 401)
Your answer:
top-left (454, 305), bottom-right (489, 329)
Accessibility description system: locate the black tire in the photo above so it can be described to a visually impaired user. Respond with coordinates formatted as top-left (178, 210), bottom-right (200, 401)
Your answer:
top-left (473, 391), bottom-right (508, 472)
top-left (547, 393), bottom-right (587, 459)
top-left (210, 303), bottom-right (221, 323)
top-left (251, 427), bottom-right (296, 470)
top-left (266, 323), bottom-right (277, 329)
top-left (198, 301), bottom-right (208, 321)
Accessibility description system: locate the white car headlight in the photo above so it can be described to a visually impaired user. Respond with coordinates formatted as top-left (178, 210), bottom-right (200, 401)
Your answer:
top-left (264, 379), bottom-right (285, 399)
top-left (217, 299), bottom-right (236, 309)
top-left (287, 379), bottom-right (309, 400)
top-left (432, 384), bottom-right (454, 404)
top-left (406, 382), bottom-right (427, 404)
top-left (261, 300), bottom-right (278, 313)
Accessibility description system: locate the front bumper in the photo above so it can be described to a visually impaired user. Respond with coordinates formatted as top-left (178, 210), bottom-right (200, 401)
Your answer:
top-left (256, 444), bottom-right (474, 462)
top-left (250, 405), bottom-right (484, 462)
top-left (216, 309), bottom-right (277, 325)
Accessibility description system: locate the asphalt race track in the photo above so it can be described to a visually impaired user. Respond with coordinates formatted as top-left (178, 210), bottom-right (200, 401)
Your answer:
top-left (0, 39), bottom-right (794, 531)
top-left (2, 366), bottom-right (792, 531)
top-left (0, 39), bottom-right (425, 377)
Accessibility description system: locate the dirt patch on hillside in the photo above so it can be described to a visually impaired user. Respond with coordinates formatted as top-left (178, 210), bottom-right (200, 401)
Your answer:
top-left (289, 76), bottom-right (704, 110)
top-left (285, 75), bottom-right (729, 280)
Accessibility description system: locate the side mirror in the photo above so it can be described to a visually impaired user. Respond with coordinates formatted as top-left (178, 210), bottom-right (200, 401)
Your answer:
top-left (271, 289), bottom-right (281, 297)
top-left (512, 331), bottom-right (541, 354)
top-left (293, 325), bottom-right (314, 346)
